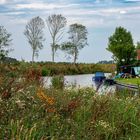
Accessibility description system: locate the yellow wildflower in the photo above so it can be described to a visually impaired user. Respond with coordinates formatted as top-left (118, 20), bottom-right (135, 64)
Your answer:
top-left (47, 97), bottom-right (55, 105)
top-left (37, 88), bottom-right (55, 105)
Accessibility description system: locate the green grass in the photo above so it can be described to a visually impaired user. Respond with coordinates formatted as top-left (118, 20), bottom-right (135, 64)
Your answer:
top-left (1, 86), bottom-right (140, 139)
top-left (1, 66), bottom-right (140, 139)
top-left (116, 78), bottom-right (140, 85)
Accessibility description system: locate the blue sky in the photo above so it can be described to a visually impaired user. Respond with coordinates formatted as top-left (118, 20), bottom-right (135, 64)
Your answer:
top-left (0, 0), bottom-right (140, 63)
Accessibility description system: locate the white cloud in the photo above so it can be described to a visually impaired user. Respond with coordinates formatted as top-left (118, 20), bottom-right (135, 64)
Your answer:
top-left (0, 0), bottom-right (7, 4)
top-left (15, 2), bottom-right (79, 10)
top-left (10, 2), bottom-right (140, 28)
top-left (2, 1), bottom-right (140, 20)
top-left (59, 5), bottom-right (140, 18)
top-left (120, 10), bottom-right (127, 14)
top-left (9, 18), bottom-right (27, 25)
top-left (67, 17), bottom-right (104, 27)
top-left (4, 11), bottom-right (25, 16)
top-left (0, 0), bottom-right (140, 62)
top-left (1, 1), bottom-right (140, 28)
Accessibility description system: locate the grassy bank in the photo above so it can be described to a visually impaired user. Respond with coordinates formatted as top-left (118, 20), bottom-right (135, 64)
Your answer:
top-left (116, 78), bottom-right (140, 85)
top-left (1, 69), bottom-right (140, 139)
top-left (1, 61), bottom-right (116, 76)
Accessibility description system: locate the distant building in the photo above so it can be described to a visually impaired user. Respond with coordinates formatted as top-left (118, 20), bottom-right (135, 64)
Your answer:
top-left (97, 60), bottom-right (114, 64)
top-left (137, 49), bottom-right (140, 60)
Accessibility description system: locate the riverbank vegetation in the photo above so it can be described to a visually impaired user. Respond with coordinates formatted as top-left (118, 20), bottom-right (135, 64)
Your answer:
top-left (116, 78), bottom-right (140, 85)
top-left (0, 62), bottom-right (116, 76)
top-left (1, 13), bottom-right (140, 140)
top-left (1, 69), bottom-right (140, 139)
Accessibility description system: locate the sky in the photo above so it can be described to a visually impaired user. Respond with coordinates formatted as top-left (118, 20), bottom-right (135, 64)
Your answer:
top-left (0, 0), bottom-right (140, 63)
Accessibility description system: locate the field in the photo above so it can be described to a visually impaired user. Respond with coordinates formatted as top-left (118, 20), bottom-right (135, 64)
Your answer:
top-left (1, 64), bottom-right (140, 139)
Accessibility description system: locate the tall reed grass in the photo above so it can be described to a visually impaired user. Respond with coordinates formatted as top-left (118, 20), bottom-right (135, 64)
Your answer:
top-left (0, 62), bottom-right (116, 76)
top-left (1, 64), bottom-right (140, 139)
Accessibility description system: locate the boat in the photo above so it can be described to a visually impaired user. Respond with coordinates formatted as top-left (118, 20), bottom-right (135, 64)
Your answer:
top-left (103, 79), bottom-right (116, 85)
top-left (92, 72), bottom-right (106, 83)
top-left (114, 65), bottom-right (140, 79)
top-left (92, 72), bottom-right (106, 91)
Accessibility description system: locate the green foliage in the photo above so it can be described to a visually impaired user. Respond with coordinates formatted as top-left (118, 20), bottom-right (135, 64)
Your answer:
top-left (0, 64), bottom-right (140, 139)
top-left (51, 75), bottom-right (64, 89)
top-left (107, 26), bottom-right (136, 71)
top-left (136, 41), bottom-right (140, 50)
top-left (0, 26), bottom-right (12, 61)
top-left (61, 23), bottom-right (88, 64)
top-left (61, 42), bottom-right (76, 58)
top-left (46, 14), bottom-right (67, 62)
top-left (116, 78), bottom-right (140, 85)
top-left (68, 23), bottom-right (88, 49)
top-left (24, 16), bottom-right (45, 62)
top-left (0, 62), bottom-right (116, 77)
top-left (41, 67), bottom-right (50, 76)
top-left (1, 73), bottom-right (140, 140)
top-left (7, 71), bottom-right (18, 78)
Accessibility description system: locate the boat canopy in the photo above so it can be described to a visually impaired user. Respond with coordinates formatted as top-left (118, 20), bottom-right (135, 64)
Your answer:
top-left (95, 72), bottom-right (105, 77)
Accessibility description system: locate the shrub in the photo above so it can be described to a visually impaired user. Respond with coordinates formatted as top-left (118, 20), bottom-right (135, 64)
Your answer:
top-left (41, 68), bottom-right (50, 76)
top-left (51, 75), bottom-right (64, 89)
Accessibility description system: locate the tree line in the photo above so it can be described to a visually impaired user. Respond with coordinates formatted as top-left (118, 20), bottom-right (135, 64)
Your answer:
top-left (0, 14), bottom-right (88, 64)
top-left (0, 15), bottom-right (140, 67)
top-left (24, 15), bottom-right (88, 64)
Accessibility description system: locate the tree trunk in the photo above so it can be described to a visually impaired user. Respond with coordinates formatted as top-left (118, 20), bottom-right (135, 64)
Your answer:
top-left (52, 45), bottom-right (55, 62)
top-left (52, 39), bottom-right (55, 62)
top-left (73, 46), bottom-right (77, 65)
top-left (74, 52), bottom-right (77, 65)
top-left (32, 50), bottom-right (35, 63)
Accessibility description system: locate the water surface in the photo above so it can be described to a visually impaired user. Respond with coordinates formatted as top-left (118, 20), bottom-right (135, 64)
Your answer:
top-left (43, 73), bottom-right (116, 94)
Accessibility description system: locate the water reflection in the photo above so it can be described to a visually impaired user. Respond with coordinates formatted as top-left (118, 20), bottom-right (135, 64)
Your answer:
top-left (43, 73), bottom-right (116, 94)
top-left (97, 83), bottom-right (116, 94)
top-left (64, 74), bottom-right (94, 88)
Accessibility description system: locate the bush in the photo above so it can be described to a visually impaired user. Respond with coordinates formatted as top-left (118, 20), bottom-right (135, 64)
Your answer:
top-left (51, 75), bottom-right (64, 89)
top-left (41, 68), bottom-right (50, 76)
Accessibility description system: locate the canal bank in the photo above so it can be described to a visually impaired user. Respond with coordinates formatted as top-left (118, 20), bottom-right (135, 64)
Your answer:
top-left (115, 81), bottom-right (139, 94)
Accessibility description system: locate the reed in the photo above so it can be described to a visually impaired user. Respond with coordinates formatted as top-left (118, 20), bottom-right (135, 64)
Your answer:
top-left (1, 64), bottom-right (140, 139)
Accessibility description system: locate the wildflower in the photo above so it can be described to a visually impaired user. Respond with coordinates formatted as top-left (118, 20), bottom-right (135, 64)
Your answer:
top-left (15, 100), bottom-right (25, 109)
top-left (95, 120), bottom-right (116, 133)
top-left (37, 88), bottom-right (55, 105)
top-left (47, 97), bottom-right (55, 105)
top-left (47, 107), bottom-right (56, 113)
top-left (96, 120), bottom-right (110, 129)
top-left (37, 89), bottom-right (48, 101)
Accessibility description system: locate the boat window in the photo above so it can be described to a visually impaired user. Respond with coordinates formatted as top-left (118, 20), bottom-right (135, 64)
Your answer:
top-left (133, 67), bottom-right (140, 76)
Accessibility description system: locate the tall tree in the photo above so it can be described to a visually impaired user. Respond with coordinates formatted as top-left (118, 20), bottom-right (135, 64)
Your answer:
top-left (24, 16), bottom-right (45, 62)
top-left (136, 42), bottom-right (140, 50)
top-left (46, 14), bottom-right (67, 62)
top-left (0, 26), bottom-right (12, 61)
top-left (61, 23), bottom-right (88, 64)
top-left (107, 26), bottom-right (136, 71)
top-left (135, 42), bottom-right (140, 65)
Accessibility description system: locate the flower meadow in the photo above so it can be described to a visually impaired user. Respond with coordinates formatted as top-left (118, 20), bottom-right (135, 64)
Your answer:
top-left (1, 64), bottom-right (140, 139)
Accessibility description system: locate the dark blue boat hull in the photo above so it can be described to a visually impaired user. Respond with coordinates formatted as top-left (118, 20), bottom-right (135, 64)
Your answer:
top-left (92, 72), bottom-right (106, 91)
top-left (92, 76), bottom-right (106, 83)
